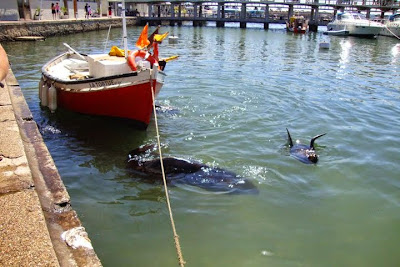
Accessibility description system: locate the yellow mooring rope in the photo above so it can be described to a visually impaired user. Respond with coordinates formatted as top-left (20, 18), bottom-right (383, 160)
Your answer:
top-left (150, 73), bottom-right (186, 267)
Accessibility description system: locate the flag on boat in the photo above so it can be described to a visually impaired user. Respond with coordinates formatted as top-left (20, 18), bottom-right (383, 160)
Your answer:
top-left (154, 32), bottom-right (169, 43)
top-left (136, 24), bottom-right (150, 49)
top-left (147, 26), bottom-right (160, 49)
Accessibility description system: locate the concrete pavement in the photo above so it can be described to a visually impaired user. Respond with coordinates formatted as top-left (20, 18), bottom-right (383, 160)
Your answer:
top-left (0, 69), bottom-right (101, 266)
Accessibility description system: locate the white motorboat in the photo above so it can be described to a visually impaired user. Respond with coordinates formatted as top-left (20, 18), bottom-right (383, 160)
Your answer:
top-left (326, 12), bottom-right (383, 38)
top-left (380, 13), bottom-right (400, 38)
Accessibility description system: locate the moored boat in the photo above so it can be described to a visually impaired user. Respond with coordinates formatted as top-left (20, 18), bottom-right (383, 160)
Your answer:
top-left (326, 12), bottom-right (383, 38)
top-left (39, 8), bottom-right (173, 128)
top-left (380, 13), bottom-right (400, 38)
top-left (40, 49), bottom-right (166, 128)
top-left (286, 15), bottom-right (309, 34)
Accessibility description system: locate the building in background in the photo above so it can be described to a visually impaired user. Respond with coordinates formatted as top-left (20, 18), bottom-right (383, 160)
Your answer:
top-left (0, 1), bottom-right (150, 21)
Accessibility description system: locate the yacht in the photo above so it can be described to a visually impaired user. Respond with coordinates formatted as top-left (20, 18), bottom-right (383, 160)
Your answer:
top-left (326, 12), bottom-right (383, 38)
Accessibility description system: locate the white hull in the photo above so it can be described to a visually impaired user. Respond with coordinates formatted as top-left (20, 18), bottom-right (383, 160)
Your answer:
top-left (327, 22), bottom-right (383, 37)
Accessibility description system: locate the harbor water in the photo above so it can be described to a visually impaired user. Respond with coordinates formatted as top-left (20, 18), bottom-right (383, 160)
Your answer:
top-left (3, 23), bottom-right (400, 266)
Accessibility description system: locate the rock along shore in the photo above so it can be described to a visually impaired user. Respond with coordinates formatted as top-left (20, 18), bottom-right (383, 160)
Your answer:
top-left (0, 68), bottom-right (102, 266)
top-left (0, 17), bottom-right (138, 42)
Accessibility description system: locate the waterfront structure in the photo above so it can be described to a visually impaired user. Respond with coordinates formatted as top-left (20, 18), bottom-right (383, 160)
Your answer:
top-left (0, 0), bottom-right (399, 31)
top-left (0, 0), bottom-right (101, 21)
top-left (0, 0), bottom-right (148, 21)
top-left (136, 0), bottom-right (399, 31)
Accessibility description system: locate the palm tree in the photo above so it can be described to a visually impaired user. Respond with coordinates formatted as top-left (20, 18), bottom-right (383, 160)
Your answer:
top-left (63, 0), bottom-right (68, 15)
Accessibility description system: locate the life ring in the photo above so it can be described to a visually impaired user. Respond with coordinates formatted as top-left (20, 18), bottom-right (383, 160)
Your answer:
top-left (127, 50), bottom-right (157, 71)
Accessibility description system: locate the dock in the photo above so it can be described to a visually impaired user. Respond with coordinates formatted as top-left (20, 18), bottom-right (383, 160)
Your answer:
top-left (137, 0), bottom-right (400, 30)
top-left (0, 68), bottom-right (101, 266)
top-left (14, 36), bottom-right (46, 41)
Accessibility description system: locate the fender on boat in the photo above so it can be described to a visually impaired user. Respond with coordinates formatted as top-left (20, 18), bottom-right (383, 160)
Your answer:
top-left (40, 78), bottom-right (49, 107)
top-left (38, 77), bottom-right (44, 102)
top-left (48, 84), bottom-right (57, 113)
top-left (127, 50), bottom-right (157, 71)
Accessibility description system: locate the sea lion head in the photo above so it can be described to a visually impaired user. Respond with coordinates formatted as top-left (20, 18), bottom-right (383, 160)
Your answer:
top-left (305, 149), bottom-right (318, 163)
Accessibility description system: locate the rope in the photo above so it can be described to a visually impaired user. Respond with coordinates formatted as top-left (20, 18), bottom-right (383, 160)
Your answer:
top-left (384, 25), bottom-right (400, 40)
top-left (150, 71), bottom-right (186, 267)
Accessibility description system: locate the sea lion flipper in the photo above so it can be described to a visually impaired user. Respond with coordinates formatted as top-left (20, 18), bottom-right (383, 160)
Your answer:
top-left (286, 128), bottom-right (293, 147)
top-left (310, 133), bottom-right (326, 150)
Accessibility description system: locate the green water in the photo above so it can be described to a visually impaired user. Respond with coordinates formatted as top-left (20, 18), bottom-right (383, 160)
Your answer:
top-left (3, 23), bottom-right (400, 266)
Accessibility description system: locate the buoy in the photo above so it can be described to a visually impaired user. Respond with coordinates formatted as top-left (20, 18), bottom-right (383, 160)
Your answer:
top-left (168, 36), bottom-right (178, 44)
top-left (40, 82), bottom-right (49, 107)
top-left (48, 84), bottom-right (57, 113)
top-left (319, 41), bottom-right (330, 49)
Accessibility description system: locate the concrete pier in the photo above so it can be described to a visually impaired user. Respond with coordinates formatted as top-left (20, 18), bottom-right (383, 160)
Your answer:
top-left (0, 17), bottom-right (137, 42)
top-left (0, 69), bottom-right (101, 266)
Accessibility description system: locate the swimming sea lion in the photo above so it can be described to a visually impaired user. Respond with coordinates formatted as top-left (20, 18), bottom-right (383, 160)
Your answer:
top-left (286, 128), bottom-right (326, 164)
top-left (127, 144), bottom-right (258, 194)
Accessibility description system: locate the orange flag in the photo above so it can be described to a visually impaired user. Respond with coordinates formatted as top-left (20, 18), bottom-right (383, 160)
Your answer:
top-left (136, 24), bottom-right (150, 49)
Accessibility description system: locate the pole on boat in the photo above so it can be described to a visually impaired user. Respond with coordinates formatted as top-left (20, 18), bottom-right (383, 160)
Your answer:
top-left (104, 25), bottom-right (112, 53)
top-left (121, 0), bottom-right (128, 59)
top-left (63, 43), bottom-right (86, 60)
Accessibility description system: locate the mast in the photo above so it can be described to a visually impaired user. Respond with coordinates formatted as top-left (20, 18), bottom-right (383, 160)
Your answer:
top-left (121, 0), bottom-right (128, 59)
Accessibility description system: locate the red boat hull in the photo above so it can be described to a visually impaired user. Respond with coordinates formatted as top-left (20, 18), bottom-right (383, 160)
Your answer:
top-left (57, 80), bottom-right (158, 126)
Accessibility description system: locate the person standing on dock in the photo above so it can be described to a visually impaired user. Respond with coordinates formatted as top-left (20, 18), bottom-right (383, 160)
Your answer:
top-left (84, 4), bottom-right (88, 19)
top-left (55, 3), bottom-right (60, 19)
top-left (0, 44), bottom-right (9, 88)
top-left (51, 3), bottom-right (56, 20)
top-left (108, 4), bottom-right (112, 18)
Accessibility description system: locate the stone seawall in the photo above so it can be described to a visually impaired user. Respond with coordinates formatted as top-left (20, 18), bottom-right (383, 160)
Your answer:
top-left (0, 17), bottom-right (138, 42)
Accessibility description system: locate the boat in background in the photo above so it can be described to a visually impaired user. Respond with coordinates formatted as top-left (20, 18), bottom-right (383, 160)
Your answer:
top-left (39, 3), bottom-right (175, 129)
top-left (325, 12), bottom-right (383, 38)
top-left (380, 13), bottom-right (400, 38)
top-left (286, 15), bottom-right (309, 34)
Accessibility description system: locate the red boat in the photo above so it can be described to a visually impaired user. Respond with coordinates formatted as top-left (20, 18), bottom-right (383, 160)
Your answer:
top-left (39, 50), bottom-right (166, 128)
top-left (39, 18), bottom-right (172, 128)
top-left (286, 15), bottom-right (309, 34)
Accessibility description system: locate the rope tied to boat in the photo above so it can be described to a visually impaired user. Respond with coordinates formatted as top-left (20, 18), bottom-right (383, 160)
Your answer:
top-left (384, 25), bottom-right (400, 40)
top-left (149, 72), bottom-right (186, 267)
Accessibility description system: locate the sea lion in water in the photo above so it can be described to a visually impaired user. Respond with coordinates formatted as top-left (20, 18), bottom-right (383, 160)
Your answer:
top-left (286, 129), bottom-right (326, 164)
top-left (127, 144), bottom-right (258, 194)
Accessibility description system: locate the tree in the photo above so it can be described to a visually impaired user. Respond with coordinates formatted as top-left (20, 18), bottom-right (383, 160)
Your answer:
top-left (63, 0), bottom-right (68, 15)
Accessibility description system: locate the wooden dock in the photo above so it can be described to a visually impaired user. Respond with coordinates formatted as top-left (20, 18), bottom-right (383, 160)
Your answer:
top-left (14, 36), bottom-right (45, 41)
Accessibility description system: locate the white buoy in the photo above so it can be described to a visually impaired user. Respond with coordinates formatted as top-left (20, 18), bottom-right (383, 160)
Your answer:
top-left (40, 82), bottom-right (49, 107)
top-left (168, 36), bottom-right (178, 44)
top-left (48, 84), bottom-right (57, 113)
top-left (319, 41), bottom-right (330, 49)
